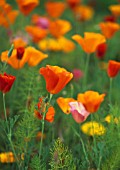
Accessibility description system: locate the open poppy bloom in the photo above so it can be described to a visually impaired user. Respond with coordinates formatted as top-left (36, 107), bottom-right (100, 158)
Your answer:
top-left (0, 2), bottom-right (19, 28)
top-left (72, 32), bottom-right (106, 53)
top-left (77, 91), bottom-right (105, 113)
top-left (45, 2), bottom-right (66, 18)
top-left (107, 60), bottom-right (120, 78)
top-left (109, 4), bottom-right (120, 17)
top-left (25, 25), bottom-right (48, 43)
top-left (16, 0), bottom-right (39, 16)
top-left (99, 22), bottom-right (120, 39)
top-left (69, 101), bottom-right (90, 123)
top-left (73, 5), bottom-right (94, 21)
top-left (1, 47), bottom-right (48, 69)
top-left (96, 43), bottom-right (107, 59)
top-left (34, 97), bottom-right (55, 123)
top-left (0, 73), bottom-right (16, 93)
top-left (57, 97), bottom-right (76, 114)
top-left (39, 65), bottom-right (73, 94)
top-left (81, 121), bottom-right (106, 136)
top-left (49, 19), bottom-right (71, 38)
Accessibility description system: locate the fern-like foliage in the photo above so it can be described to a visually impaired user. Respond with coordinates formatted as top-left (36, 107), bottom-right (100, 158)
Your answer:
top-left (30, 155), bottom-right (46, 170)
top-left (49, 138), bottom-right (76, 170)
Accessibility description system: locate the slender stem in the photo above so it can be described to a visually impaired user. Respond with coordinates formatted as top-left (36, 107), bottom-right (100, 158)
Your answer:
top-left (73, 127), bottom-right (90, 166)
top-left (83, 53), bottom-right (90, 90)
top-left (109, 78), bottom-right (113, 105)
top-left (3, 93), bottom-right (9, 133)
top-left (2, 93), bottom-right (20, 169)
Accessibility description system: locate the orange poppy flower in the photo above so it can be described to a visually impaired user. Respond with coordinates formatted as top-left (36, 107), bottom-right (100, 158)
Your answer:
top-left (73, 5), bottom-right (94, 21)
top-left (107, 60), bottom-right (120, 78)
top-left (25, 25), bottom-right (48, 43)
top-left (34, 106), bottom-right (55, 123)
top-left (16, 0), bottom-right (39, 16)
top-left (0, 73), bottom-right (16, 94)
top-left (99, 22), bottom-right (120, 39)
top-left (12, 37), bottom-right (28, 48)
top-left (39, 65), bottom-right (73, 94)
top-left (49, 19), bottom-right (71, 38)
top-left (109, 4), bottom-right (120, 17)
top-left (45, 1), bottom-right (66, 18)
top-left (38, 37), bottom-right (75, 53)
top-left (24, 46), bottom-right (48, 67)
top-left (72, 32), bottom-right (106, 54)
top-left (1, 46), bottom-right (47, 69)
top-left (57, 97), bottom-right (76, 114)
top-left (1, 49), bottom-right (28, 69)
top-left (0, 152), bottom-right (15, 163)
top-left (0, 1), bottom-right (19, 28)
top-left (77, 91), bottom-right (105, 113)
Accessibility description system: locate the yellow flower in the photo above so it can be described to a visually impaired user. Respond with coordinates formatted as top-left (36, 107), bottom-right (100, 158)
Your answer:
top-left (105, 115), bottom-right (119, 124)
top-left (0, 152), bottom-right (15, 163)
top-left (81, 121), bottom-right (106, 136)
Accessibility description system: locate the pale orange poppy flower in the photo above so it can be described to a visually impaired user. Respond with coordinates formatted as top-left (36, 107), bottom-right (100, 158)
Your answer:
top-left (12, 37), bottom-right (28, 48)
top-left (16, 0), bottom-right (39, 16)
top-left (38, 38), bottom-right (62, 52)
top-left (49, 19), bottom-right (71, 38)
top-left (107, 60), bottom-right (120, 78)
top-left (25, 25), bottom-right (48, 43)
top-left (25, 46), bottom-right (48, 67)
top-left (0, 152), bottom-right (15, 163)
top-left (39, 65), bottom-right (73, 94)
top-left (1, 49), bottom-right (28, 69)
top-left (77, 91), bottom-right (105, 113)
top-left (0, 2), bottom-right (19, 28)
top-left (72, 32), bottom-right (106, 54)
top-left (45, 2), bottom-right (66, 18)
top-left (58, 37), bottom-right (75, 53)
top-left (109, 4), bottom-right (120, 17)
top-left (73, 5), bottom-right (94, 21)
top-left (57, 97), bottom-right (76, 114)
top-left (99, 22), bottom-right (120, 39)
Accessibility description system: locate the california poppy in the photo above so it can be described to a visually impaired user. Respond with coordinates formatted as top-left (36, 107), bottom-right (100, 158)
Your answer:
top-left (0, 73), bottom-right (16, 93)
top-left (104, 15), bottom-right (116, 22)
top-left (16, 0), bottom-right (39, 16)
top-left (25, 25), bottom-right (48, 43)
top-left (57, 97), bottom-right (76, 114)
top-left (45, 2), bottom-right (66, 18)
top-left (96, 43), bottom-right (107, 59)
top-left (39, 65), bottom-right (73, 94)
top-left (81, 121), bottom-right (106, 136)
top-left (107, 60), bottom-right (120, 78)
top-left (99, 22), bottom-right (120, 39)
top-left (0, 152), bottom-right (15, 163)
top-left (0, 2), bottom-right (19, 28)
top-left (24, 46), bottom-right (48, 67)
top-left (69, 101), bottom-right (90, 123)
top-left (72, 32), bottom-right (106, 54)
top-left (49, 19), bottom-right (71, 38)
top-left (109, 4), bottom-right (120, 17)
top-left (77, 91), bottom-right (105, 113)
top-left (73, 5), bottom-right (94, 21)
top-left (11, 37), bottom-right (28, 48)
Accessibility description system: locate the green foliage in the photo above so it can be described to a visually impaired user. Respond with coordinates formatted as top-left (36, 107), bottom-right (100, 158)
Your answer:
top-left (30, 155), bottom-right (46, 170)
top-left (49, 138), bottom-right (76, 170)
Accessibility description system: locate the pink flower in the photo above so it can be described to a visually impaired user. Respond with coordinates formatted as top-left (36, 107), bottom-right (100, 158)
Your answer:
top-left (69, 101), bottom-right (90, 123)
top-left (72, 69), bottom-right (83, 81)
top-left (36, 17), bottom-right (49, 29)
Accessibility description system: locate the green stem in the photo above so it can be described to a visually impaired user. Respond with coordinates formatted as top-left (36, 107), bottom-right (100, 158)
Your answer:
top-left (109, 78), bottom-right (113, 105)
top-left (83, 53), bottom-right (90, 90)
top-left (73, 127), bottom-right (90, 166)
top-left (3, 93), bottom-right (9, 133)
top-left (2, 93), bottom-right (20, 169)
